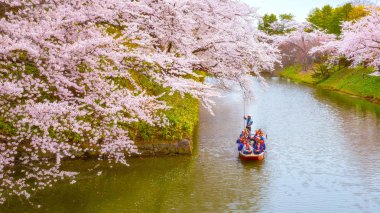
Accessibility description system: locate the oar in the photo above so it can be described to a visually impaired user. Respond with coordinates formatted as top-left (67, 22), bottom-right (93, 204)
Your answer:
top-left (243, 92), bottom-right (246, 130)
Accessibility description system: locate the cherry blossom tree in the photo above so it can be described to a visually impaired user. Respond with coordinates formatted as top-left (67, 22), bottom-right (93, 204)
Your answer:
top-left (0, 0), bottom-right (280, 203)
top-left (0, 0), bottom-right (170, 203)
top-left (140, 0), bottom-right (280, 97)
top-left (311, 8), bottom-right (380, 75)
top-left (310, 8), bottom-right (380, 75)
top-left (275, 23), bottom-right (335, 69)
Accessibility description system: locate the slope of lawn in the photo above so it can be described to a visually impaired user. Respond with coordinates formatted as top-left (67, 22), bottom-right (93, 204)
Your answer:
top-left (278, 65), bottom-right (380, 104)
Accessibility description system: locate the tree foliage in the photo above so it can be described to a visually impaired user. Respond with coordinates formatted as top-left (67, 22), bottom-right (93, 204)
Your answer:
top-left (307, 3), bottom-right (369, 35)
top-left (258, 13), bottom-right (296, 35)
top-left (274, 23), bottom-right (335, 69)
top-left (311, 8), bottom-right (380, 70)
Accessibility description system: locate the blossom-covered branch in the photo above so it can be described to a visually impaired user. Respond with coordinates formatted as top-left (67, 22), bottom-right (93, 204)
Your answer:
top-left (0, 0), bottom-right (280, 203)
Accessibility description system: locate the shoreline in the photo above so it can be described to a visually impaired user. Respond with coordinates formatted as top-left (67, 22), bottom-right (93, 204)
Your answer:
top-left (277, 65), bottom-right (380, 105)
top-left (132, 139), bottom-right (193, 157)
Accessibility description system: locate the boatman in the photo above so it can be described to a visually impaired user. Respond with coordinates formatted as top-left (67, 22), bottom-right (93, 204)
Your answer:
top-left (244, 114), bottom-right (253, 132)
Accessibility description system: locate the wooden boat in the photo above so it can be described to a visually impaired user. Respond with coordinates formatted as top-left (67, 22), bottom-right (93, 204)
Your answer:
top-left (239, 150), bottom-right (264, 161)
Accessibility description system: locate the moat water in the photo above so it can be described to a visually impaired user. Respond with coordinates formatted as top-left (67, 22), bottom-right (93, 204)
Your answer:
top-left (3, 77), bottom-right (380, 212)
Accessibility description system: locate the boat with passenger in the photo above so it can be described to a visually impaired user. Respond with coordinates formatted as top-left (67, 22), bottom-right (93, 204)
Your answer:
top-left (236, 127), bottom-right (266, 161)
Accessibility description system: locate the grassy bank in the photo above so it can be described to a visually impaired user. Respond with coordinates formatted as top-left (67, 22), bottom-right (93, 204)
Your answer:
top-left (126, 70), bottom-right (203, 144)
top-left (278, 65), bottom-right (317, 84)
top-left (278, 65), bottom-right (380, 104)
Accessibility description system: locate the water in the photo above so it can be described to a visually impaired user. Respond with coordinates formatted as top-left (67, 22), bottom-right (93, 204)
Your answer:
top-left (2, 77), bottom-right (380, 212)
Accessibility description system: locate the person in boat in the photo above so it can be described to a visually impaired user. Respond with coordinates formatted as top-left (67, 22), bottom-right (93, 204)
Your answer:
top-left (237, 129), bottom-right (249, 151)
top-left (254, 129), bottom-right (260, 137)
top-left (253, 139), bottom-right (265, 154)
top-left (237, 141), bottom-right (244, 151)
top-left (237, 131), bottom-right (244, 151)
top-left (253, 129), bottom-right (265, 142)
top-left (244, 129), bottom-right (252, 142)
top-left (243, 114), bottom-right (253, 132)
top-left (242, 142), bottom-right (253, 154)
top-left (252, 129), bottom-right (261, 146)
top-left (239, 129), bottom-right (247, 138)
top-left (259, 129), bottom-right (265, 139)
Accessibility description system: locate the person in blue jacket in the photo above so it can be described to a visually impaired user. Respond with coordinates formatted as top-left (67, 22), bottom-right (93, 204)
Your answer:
top-left (244, 114), bottom-right (253, 132)
top-left (237, 130), bottom-right (248, 151)
top-left (237, 140), bottom-right (244, 151)
top-left (253, 139), bottom-right (265, 154)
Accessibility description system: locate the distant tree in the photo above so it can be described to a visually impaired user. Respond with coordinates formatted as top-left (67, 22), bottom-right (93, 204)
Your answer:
top-left (307, 3), bottom-right (368, 35)
top-left (258, 13), bottom-right (278, 35)
top-left (331, 3), bottom-right (355, 34)
top-left (348, 4), bottom-right (369, 20)
top-left (275, 23), bottom-right (335, 69)
top-left (259, 13), bottom-right (296, 35)
top-left (311, 9), bottom-right (380, 72)
top-left (279, 13), bottom-right (295, 21)
top-left (307, 5), bottom-right (334, 32)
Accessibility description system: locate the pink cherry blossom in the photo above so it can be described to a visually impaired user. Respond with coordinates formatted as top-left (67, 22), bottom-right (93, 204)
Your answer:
top-left (311, 8), bottom-right (380, 71)
top-left (274, 23), bottom-right (335, 69)
top-left (0, 0), bottom-right (280, 203)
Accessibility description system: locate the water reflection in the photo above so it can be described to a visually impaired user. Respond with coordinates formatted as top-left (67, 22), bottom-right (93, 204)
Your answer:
top-left (312, 85), bottom-right (380, 212)
top-left (259, 78), bottom-right (380, 212)
top-left (195, 88), bottom-right (268, 212)
top-left (314, 87), bottom-right (380, 120)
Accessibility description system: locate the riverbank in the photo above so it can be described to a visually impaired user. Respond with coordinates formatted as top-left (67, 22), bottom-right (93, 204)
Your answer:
top-left (126, 71), bottom-right (203, 156)
top-left (278, 65), bottom-right (380, 104)
top-left (0, 68), bottom-right (202, 158)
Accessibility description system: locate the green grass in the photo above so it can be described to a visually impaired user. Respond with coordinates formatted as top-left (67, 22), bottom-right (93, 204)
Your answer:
top-left (278, 65), bottom-right (318, 84)
top-left (126, 69), bottom-right (200, 142)
top-left (278, 65), bottom-right (380, 104)
top-left (318, 67), bottom-right (380, 102)
top-left (128, 93), bottom-right (199, 143)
